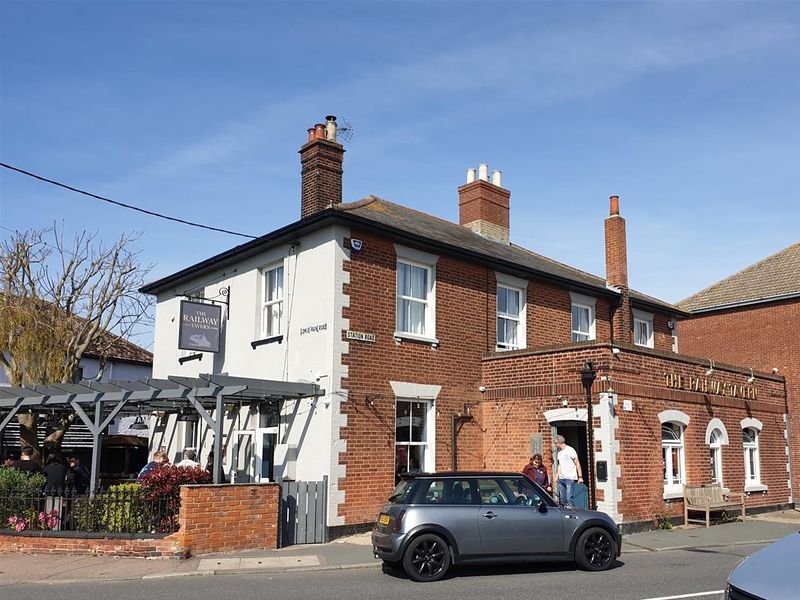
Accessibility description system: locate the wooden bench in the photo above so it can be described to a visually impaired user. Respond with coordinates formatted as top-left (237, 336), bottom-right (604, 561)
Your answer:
top-left (683, 483), bottom-right (746, 528)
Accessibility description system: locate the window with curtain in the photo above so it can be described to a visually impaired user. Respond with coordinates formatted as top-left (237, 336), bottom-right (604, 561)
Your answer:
top-left (662, 422), bottom-right (685, 494)
top-left (396, 261), bottom-right (430, 336)
top-left (262, 265), bottom-right (284, 337)
top-left (743, 428), bottom-right (761, 485)
top-left (497, 285), bottom-right (521, 350)
top-left (633, 309), bottom-right (654, 348)
top-left (571, 303), bottom-right (592, 341)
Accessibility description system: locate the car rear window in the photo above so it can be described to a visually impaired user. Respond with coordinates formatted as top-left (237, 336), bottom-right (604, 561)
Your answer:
top-left (387, 479), bottom-right (413, 504)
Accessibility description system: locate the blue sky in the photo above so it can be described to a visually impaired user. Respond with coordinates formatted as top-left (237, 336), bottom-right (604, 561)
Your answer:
top-left (2, 1), bottom-right (799, 350)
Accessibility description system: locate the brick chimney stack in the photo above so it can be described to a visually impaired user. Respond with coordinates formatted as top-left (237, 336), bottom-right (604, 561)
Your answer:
top-left (458, 164), bottom-right (511, 243)
top-left (604, 195), bottom-right (632, 343)
top-left (300, 115), bottom-right (345, 219)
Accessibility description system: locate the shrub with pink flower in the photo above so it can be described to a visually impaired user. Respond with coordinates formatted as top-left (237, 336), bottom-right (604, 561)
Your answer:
top-left (7, 509), bottom-right (59, 532)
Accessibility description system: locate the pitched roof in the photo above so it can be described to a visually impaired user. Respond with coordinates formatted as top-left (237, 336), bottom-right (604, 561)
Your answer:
top-left (86, 329), bottom-right (153, 365)
top-left (336, 197), bottom-right (684, 314)
top-left (677, 242), bottom-right (800, 312)
top-left (142, 196), bottom-right (685, 315)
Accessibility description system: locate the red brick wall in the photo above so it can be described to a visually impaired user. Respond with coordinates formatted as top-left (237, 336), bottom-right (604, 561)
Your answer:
top-left (338, 227), bottom-right (686, 525)
top-left (177, 483), bottom-right (279, 555)
top-left (679, 298), bottom-right (800, 502)
top-left (481, 344), bottom-right (788, 525)
top-left (0, 534), bottom-right (183, 558)
top-left (300, 138), bottom-right (344, 218)
top-left (0, 483), bottom-right (280, 558)
top-left (458, 180), bottom-right (510, 229)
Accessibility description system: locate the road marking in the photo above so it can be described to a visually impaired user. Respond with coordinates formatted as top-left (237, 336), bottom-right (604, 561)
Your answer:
top-left (636, 592), bottom-right (724, 600)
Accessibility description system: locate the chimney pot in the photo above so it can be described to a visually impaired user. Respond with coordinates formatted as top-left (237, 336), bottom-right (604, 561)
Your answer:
top-left (307, 128), bottom-right (315, 142)
top-left (325, 115), bottom-right (337, 142)
top-left (466, 168), bottom-right (477, 183)
top-left (314, 123), bottom-right (326, 139)
top-left (491, 170), bottom-right (502, 187)
top-left (610, 195), bottom-right (620, 215)
top-left (478, 164), bottom-right (489, 181)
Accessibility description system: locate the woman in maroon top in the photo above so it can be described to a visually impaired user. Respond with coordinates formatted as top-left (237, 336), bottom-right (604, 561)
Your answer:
top-left (522, 453), bottom-right (552, 493)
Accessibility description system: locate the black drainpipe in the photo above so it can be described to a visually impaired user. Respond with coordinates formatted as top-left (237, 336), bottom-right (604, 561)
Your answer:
top-left (452, 413), bottom-right (472, 470)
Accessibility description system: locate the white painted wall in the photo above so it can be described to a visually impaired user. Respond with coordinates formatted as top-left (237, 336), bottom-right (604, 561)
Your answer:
top-left (150, 225), bottom-right (349, 523)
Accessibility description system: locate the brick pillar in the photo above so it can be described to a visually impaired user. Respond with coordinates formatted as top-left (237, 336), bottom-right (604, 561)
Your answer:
top-left (299, 118), bottom-right (344, 219)
top-left (605, 195), bottom-right (632, 344)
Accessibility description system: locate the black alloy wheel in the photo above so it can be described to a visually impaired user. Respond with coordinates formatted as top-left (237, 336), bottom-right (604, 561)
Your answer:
top-left (575, 527), bottom-right (616, 571)
top-left (402, 533), bottom-right (451, 582)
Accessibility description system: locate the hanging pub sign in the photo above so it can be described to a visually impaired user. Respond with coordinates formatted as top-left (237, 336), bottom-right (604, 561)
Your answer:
top-left (179, 301), bottom-right (222, 353)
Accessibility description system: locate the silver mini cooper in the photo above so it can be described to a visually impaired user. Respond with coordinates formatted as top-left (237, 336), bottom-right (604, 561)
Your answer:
top-left (372, 471), bottom-right (621, 582)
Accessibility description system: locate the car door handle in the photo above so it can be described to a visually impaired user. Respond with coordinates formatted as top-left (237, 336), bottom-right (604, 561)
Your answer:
top-left (482, 512), bottom-right (498, 519)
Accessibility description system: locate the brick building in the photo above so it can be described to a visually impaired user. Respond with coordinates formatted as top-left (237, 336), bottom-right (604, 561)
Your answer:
top-left (677, 243), bottom-right (799, 505)
top-left (142, 116), bottom-right (791, 534)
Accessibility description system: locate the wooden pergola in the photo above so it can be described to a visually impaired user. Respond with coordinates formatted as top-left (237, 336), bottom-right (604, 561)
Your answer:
top-left (0, 374), bottom-right (324, 494)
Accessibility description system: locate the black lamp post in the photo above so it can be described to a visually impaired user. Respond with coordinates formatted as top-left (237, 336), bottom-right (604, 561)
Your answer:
top-left (581, 361), bottom-right (597, 510)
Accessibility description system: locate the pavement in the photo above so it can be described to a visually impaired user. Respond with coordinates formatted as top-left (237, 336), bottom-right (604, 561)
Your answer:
top-left (1, 509), bottom-right (798, 586)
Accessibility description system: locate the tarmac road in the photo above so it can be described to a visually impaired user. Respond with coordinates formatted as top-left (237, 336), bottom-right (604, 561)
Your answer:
top-left (1, 542), bottom-right (764, 600)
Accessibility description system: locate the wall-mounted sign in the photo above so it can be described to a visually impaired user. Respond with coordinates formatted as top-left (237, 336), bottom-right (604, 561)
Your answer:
top-left (179, 301), bottom-right (221, 353)
top-left (664, 373), bottom-right (757, 400)
top-left (300, 323), bottom-right (328, 335)
top-left (346, 330), bottom-right (376, 343)
top-left (351, 239), bottom-right (363, 252)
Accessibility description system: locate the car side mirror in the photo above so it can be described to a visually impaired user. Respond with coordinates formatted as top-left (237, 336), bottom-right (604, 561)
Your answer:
top-left (538, 501), bottom-right (548, 514)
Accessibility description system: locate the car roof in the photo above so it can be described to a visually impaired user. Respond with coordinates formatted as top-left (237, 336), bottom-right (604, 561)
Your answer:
top-left (402, 471), bottom-right (525, 479)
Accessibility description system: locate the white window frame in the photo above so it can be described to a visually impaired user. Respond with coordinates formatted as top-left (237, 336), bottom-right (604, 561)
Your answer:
top-left (394, 245), bottom-right (438, 344)
top-left (705, 418), bottom-right (729, 489)
top-left (261, 263), bottom-right (284, 338)
top-left (394, 398), bottom-right (436, 475)
top-left (709, 429), bottom-right (723, 486)
top-left (570, 292), bottom-right (596, 342)
top-left (741, 417), bottom-right (766, 491)
top-left (659, 410), bottom-right (689, 499)
top-left (496, 272), bottom-right (528, 351)
top-left (669, 319), bottom-right (679, 353)
top-left (633, 308), bottom-right (654, 348)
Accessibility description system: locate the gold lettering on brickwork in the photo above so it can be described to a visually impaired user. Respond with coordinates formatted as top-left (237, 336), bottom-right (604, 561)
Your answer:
top-left (664, 373), bottom-right (757, 400)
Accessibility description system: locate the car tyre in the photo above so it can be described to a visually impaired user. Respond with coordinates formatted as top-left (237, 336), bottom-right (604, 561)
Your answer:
top-left (575, 526), bottom-right (616, 571)
top-left (402, 533), bottom-right (451, 582)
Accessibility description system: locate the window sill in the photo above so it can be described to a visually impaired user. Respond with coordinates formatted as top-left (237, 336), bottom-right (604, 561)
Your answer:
top-left (745, 483), bottom-right (768, 493)
top-left (663, 488), bottom-right (684, 500)
top-left (496, 345), bottom-right (525, 352)
top-left (251, 335), bottom-right (284, 349)
top-left (393, 332), bottom-right (439, 347)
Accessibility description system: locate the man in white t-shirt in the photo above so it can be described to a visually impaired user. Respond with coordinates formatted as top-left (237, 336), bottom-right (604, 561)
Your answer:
top-left (554, 435), bottom-right (583, 508)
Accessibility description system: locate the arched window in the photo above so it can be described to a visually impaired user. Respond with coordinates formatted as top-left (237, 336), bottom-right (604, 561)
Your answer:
top-left (662, 422), bottom-right (685, 496)
top-left (742, 427), bottom-right (760, 486)
top-left (709, 429), bottom-right (723, 485)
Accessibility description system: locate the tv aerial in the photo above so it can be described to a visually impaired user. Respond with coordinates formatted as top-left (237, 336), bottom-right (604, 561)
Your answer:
top-left (338, 117), bottom-right (355, 143)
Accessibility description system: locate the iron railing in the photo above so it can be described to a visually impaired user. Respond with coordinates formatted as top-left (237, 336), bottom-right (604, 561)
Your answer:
top-left (0, 489), bottom-right (179, 534)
